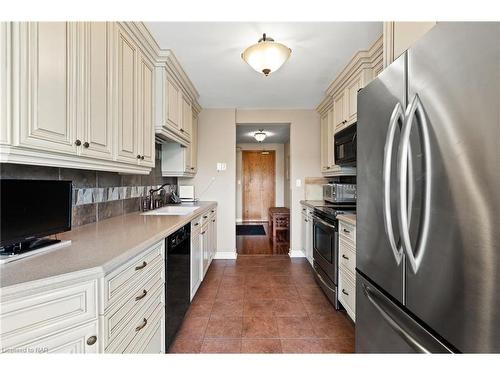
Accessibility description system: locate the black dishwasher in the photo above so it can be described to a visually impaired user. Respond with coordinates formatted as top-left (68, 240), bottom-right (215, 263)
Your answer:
top-left (165, 223), bottom-right (191, 350)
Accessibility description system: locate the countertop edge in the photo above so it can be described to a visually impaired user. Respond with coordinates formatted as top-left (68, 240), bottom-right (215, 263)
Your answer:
top-left (0, 202), bottom-right (217, 292)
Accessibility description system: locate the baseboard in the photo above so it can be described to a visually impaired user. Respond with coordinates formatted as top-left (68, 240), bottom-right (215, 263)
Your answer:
top-left (289, 250), bottom-right (306, 258)
top-left (214, 251), bottom-right (237, 259)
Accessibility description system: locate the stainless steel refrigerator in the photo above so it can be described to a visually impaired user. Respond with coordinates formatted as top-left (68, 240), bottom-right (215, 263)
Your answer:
top-left (356, 22), bottom-right (500, 353)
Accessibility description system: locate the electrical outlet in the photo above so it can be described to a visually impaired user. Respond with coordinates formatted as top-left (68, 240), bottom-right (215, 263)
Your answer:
top-left (216, 162), bottom-right (227, 171)
top-left (295, 179), bottom-right (302, 187)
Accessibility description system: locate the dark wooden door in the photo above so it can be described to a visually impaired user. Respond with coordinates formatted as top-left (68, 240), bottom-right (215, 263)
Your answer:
top-left (242, 150), bottom-right (276, 221)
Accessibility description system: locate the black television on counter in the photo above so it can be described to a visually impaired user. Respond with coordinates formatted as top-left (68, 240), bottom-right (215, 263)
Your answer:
top-left (0, 179), bottom-right (72, 252)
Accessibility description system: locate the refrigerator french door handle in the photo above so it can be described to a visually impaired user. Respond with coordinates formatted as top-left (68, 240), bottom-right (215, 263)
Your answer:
top-left (397, 94), bottom-right (432, 274)
top-left (382, 102), bottom-right (405, 265)
top-left (362, 282), bottom-right (430, 353)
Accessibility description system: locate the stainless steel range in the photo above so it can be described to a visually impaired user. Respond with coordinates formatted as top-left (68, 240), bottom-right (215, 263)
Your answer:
top-left (312, 205), bottom-right (355, 309)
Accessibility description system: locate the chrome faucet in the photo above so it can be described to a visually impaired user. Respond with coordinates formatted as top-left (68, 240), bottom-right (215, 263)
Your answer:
top-left (148, 183), bottom-right (170, 210)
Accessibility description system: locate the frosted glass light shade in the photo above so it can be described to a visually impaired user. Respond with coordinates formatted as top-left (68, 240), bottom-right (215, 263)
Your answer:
top-left (254, 130), bottom-right (267, 142)
top-left (241, 36), bottom-right (291, 76)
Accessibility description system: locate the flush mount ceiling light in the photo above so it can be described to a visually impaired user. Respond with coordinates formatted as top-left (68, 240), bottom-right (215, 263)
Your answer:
top-left (254, 129), bottom-right (267, 142)
top-left (241, 33), bottom-right (292, 76)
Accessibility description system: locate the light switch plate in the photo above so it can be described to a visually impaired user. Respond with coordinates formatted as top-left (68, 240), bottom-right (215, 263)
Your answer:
top-left (295, 179), bottom-right (302, 187)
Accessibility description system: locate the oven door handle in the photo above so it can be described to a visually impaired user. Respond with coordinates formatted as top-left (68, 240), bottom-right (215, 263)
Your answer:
top-left (315, 269), bottom-right (337, 293)
top-left (313, 217), bottom-right (336, 230)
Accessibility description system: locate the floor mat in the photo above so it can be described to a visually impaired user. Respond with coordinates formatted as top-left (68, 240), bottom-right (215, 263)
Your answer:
top-left (236, 224), bottom-right (266, 236)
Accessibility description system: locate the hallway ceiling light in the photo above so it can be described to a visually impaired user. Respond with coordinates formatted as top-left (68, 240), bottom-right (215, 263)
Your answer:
top-left (241, 33), bottom-right (292, 76)
top-left (254, 129), bottom-right (267, 142)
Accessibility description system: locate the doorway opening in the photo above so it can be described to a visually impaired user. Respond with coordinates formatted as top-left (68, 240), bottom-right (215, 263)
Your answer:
top-left (235, 123), bottom-right (291, 256)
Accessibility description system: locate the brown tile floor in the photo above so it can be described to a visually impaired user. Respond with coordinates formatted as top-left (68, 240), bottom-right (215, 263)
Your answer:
top-left (236, 222), bottom-right (289, 255)
top-left (169, 256), bottom-right (355, 354)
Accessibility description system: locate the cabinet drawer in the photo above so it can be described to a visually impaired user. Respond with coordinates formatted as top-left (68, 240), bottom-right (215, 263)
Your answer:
top-left (200, 210), bottom-right (210, 226)
top-left (0, 278), bottom-right (98, 350)
top-left (105, 284), bottom-right (164, 353)
top-left (338, 269), bottom-right (356, 321)
top-left (103, 240), bottom-right (164, 309)
top-left (102, 266), bottom-right (164, 348)
top-left (339, 240), bottom-right (356, 276)
top-left (123, 303), bottom-right (164, 353)
top-left (339, 222), bottom-right (356, 244)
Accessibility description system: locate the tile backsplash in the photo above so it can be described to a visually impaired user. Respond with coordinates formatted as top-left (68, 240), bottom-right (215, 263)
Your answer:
top-left (0, 144), bottom-right (177, 227)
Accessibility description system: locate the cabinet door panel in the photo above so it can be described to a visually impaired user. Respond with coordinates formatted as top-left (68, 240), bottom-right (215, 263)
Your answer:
top-left (19, 22), bottom-right (77, 154)
top-left (166, 79), bottom-right (180, 130)
top-left (191, 231), bottom-right (202, 300)
top-left (190, 114), bottom-right (198, 173)
top-left (116, 26), bottom-right (138, 163)
top-left (80, 22), bottom-right (113, 160)
top-left (333, 91), bottom-right (346, 130)
top-left (346, 74), bottom-right (362, 124)
top-left (138, 53), bottom-right (154, 167)
top-left (181, 96), bottom-right (192, 137)
top-left (0, 22), bottom-right (10, 145)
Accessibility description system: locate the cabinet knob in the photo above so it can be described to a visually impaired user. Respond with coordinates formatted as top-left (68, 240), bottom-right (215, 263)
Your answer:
top-left (137, 154), bottom-right (141, 159)
top-left (140, 155), bottom-right (145, 160)
top-left (180, 128), bottom-right (185, 132)
top-left (83, 141), bottom-right (90, 148)
top-left (75, 139), bottom-right (82, 146)
top-left (86, 335), bottom-right (97, 346)
top-left (190, 167), bottom-right (195, 170)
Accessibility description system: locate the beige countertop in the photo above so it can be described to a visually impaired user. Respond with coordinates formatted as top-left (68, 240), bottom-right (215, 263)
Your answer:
top-left (0, 201), bottom-right (217, 289)
top-left (337, 214), bottom-right (357, 226)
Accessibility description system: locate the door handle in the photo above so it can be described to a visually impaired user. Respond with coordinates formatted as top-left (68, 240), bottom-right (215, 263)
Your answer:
top-left (397, 94), bottom-right (432, 274)
top-left (362, 282), bottom-right (430, 353)
top-left (382, 102), bottom-right (405, 265)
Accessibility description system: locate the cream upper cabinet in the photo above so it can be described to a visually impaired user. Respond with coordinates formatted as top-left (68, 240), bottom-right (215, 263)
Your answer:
top-left (137, 51), bottom-right (155, 167)
top-left (190, 113), bottom-right (198, 174)
top-left (333, 91), bottom-right (346, 131)
top-left (0, 23), bottom-right (11, 145)
top-left (18, 22), bottom-right (78, 155)
top-left (346, 72), bottom-right (363, 124)
top-left (320, 113), bottom-right (329, 172)
top-left (181, 96), bottom-right (192, 137)
top-left (383, 22), bottom-right (436, 67)
top-left (78, 22), bottom-right (113, 160)
top-left (166, 78), bottom-right (181, 131)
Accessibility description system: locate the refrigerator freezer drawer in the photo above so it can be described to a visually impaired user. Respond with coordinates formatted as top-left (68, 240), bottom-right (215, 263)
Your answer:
top-left (355, 271), bottom-right (453, 353)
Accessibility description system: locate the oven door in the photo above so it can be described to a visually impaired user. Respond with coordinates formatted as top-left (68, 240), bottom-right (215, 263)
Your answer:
top-left (312, 216), bottom-right (338, 284)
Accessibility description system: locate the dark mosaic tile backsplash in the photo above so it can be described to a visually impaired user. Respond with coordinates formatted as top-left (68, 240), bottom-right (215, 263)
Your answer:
top-left (0, 144), bottom-right (177, 227)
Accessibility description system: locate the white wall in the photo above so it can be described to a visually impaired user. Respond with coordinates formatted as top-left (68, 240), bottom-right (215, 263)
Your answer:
top-left (180, 109), bottom-right (236, 258)
top-left (236, 143), bottom-right (285, 222)
top-left (236, 110), bottom-right (321, 255)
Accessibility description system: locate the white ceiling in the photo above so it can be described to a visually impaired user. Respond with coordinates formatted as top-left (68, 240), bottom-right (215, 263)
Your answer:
top-left (146, 22), bottom-right (382, 109)
top-left (236, 123), bottom-right (290, 144)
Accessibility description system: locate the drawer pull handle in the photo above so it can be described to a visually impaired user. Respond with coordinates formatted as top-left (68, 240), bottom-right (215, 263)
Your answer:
top-left (211, 210), bottom-right (215, 213)
top-left (212, 219), bottom-right (216, 222)
top-left (201, 231), bottom-right (206, 235)
top-left (342, 289), bottom-right (349, 296)
top-left (343, 229), bottom-right (351, 234)
top-left (135, 289), bottom-right (148, 301)
top-left (194, 222), bottom-right (199, 226)
top-left (342, 254), bottom-right (349, 260)
top-left (135, 318), bottom-right (148, 332)
top-left (203, 215), bottom-right (208, 219)
top-left (86, 335), bottom-right (97, 346)
top-left (135, 261), bottom-right (147, 271)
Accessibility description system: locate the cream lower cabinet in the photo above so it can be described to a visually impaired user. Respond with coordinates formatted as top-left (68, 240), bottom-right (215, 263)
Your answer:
top-left (0, 240), bottom-right (166, 354)
top-left (0, 276), bottom-right (100, 354)
top-left (190, 217), bottom-right (202, 300)
top-left (190, 207), bottom-right (217, 299)
top-left (300, 206), bottom-right (314, 265)
top-left (0, 22), bottom-right (155, 174)
top-left (338, 220), bottom-right (356, 322)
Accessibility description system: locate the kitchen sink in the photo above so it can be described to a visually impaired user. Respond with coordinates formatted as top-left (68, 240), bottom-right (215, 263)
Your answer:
top-left (140, 205), bottom-right (200, 216)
